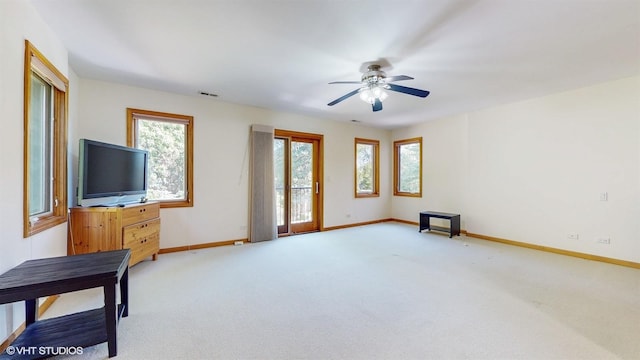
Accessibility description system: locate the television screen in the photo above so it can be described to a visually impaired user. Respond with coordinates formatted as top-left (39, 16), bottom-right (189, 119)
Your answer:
top-left (78, 139), bottom-right (148, 207)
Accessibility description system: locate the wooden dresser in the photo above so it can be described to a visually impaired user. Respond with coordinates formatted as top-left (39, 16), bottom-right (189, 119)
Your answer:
top-left (68, 202), bottom-right (160, 266)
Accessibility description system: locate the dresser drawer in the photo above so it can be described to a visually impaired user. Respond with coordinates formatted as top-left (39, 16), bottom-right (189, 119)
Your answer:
top-left (122, 202), bottom-right (160, 226)
top-left (123, 218), bottom-right (160, 248)
top-left (127, 233), bottom-right (160, 266)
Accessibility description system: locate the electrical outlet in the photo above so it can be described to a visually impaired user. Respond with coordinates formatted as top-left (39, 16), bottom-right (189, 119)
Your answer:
top-left (567, 233), bottom-right (579, 240)
top-left (600, 192), bottom-right (608, 201)
top-left (597, 238), bottom-right (611, 244)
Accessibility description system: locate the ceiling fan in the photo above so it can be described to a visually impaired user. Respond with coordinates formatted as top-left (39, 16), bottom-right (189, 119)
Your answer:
top-left (327, 64), bottom-right (430, 112)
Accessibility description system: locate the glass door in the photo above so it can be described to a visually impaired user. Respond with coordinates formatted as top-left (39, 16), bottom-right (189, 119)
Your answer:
top-left (274, 138), bottom-right (288, 234)
top-left (274, 131), bottom-right (321, 235)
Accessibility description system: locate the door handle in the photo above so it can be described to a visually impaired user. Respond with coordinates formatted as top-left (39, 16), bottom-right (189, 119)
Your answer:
top-left (315, 182), bottom-right (319, 194)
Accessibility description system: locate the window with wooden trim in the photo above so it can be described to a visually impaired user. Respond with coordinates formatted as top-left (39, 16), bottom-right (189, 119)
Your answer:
top-left (393, 137), bottom-right (422, 197)
top-left (355, 138), bottom-right (380, 198)
top-left (126, 108), bottom-right (194, 208)
top-left (23, 40), bottom-right (68, 237)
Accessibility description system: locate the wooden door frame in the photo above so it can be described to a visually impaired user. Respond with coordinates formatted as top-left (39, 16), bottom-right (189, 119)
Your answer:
top-left (274, 129), bottom-right (324, 235)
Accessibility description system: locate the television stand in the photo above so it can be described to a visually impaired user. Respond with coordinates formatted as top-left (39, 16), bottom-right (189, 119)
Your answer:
top-left (69, 201), bottom-right (160, 267)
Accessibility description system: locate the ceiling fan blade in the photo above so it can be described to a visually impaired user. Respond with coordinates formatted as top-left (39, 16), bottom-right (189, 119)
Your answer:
top-left (385, 75), bottom-right (414, 82)
top-left (327, 88), bottom-right (361, 106)
top-left (329, 81), bottom-right (362, 84)
top-left (372, 98), bottom-right (383, 112)
top-left (387, 83), bottom-right (430, 98)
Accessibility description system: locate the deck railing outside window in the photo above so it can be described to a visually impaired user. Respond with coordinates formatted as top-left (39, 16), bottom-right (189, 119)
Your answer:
top-left (276, 186), bottom-right (312, 225)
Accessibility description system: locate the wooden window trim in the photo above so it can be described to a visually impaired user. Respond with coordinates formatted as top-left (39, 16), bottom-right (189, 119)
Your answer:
top-left (23, 40), bottom-right (68, 238)
top-left (126, 108), bottom-right (194, 208)
top-left (393, 137), bottom-right (422, 197)
top-left (354, 138), bottom-right (380, 198)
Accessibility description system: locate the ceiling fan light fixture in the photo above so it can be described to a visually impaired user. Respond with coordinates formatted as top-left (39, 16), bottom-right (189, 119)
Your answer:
top-left (327, 63), bottom-right (428, 112)
top-left (359, 85), bottom-right (388, 104)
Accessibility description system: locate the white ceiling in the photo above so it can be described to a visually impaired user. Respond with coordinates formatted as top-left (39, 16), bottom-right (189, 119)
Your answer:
top-left (31, 0), bottom-right (640, 129)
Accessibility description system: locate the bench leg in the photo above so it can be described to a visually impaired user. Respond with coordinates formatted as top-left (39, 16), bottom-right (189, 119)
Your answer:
top-left (104, 285), bottom-right (118, 357)
top-left (451, 216), bottom-right (461, 237)
top-left (25, 298), bottom-right (38, 325)
top-left (419, 214), bottom-right (430, 232)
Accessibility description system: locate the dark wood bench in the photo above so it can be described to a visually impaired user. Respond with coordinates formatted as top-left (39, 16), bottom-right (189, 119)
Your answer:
top-left (0, 249), bottom-right (130, 359)
top-left (419, 211), bottom-right (461, 238)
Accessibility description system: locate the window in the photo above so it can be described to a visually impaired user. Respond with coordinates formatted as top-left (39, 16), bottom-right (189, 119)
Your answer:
top-left (355, 138), bottom-right (379, 197)
top-left (23, 40), bottom-right (68, 237)
top-left (127, 108), bottom-right (194, 208)
top-left (393, 137), bottom-right (422, 197)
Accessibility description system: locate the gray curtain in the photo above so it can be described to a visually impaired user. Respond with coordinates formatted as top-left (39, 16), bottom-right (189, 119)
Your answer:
top-left (249, 125), bottom-right (277, 242)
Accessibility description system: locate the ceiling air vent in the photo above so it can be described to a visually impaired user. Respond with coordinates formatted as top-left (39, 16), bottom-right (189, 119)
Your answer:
top-left (198, 91), bottom-right (218, 98)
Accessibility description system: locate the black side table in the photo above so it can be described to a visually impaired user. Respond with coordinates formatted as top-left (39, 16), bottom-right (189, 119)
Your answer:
top-left (0, 249), bottom-right (130, 359)
top-left (419, 211), bottom-right (461, 238)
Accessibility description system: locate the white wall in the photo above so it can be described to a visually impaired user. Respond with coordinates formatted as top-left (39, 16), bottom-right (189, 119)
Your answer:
top-left (74, 79), bottom-right (392, 249)
top-left (391, 114), bottom-right (469, 226)
top-left (392, 76), bottom-right (640, 263)
top-left (0, 0), bottom-right (77, 344)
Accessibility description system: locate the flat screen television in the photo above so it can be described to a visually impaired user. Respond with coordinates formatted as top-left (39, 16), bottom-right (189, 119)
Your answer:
top-left (77, 139), bottom-right (149, 207)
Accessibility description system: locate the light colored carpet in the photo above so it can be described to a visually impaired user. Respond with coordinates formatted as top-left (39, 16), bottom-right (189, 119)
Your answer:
top-left (45, 222), bottom-right (640, 359)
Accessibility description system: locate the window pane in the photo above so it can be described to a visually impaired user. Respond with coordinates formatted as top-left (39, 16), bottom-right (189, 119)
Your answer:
top-left (28, 73), bottom-right (52, 216)
top-left (355, 138), bottom-right (379, 198)
top-left (137, 119), bottom-right (186, 201)
top-left (399, 143), bottom-right (420, 193)
top-left (356, 143), bottom-right (374, 193)
top-left (291, 141), bottom-right (312, 223)
top-left (24, 41), bottom-right (69, 237)
top-left (127, 108), bottom-right (193, 208)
